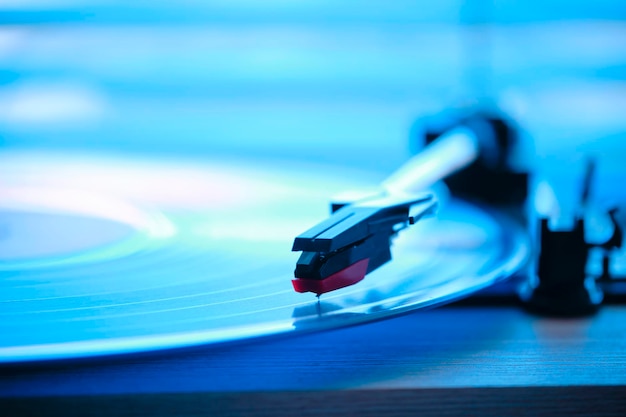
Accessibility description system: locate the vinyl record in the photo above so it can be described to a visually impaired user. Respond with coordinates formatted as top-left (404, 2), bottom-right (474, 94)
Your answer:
top-left (0, 151), bottom-right (529, 363)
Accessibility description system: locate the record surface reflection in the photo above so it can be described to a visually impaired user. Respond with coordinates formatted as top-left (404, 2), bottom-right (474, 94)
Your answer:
top-left (0, 152), bottom-right (529, 363)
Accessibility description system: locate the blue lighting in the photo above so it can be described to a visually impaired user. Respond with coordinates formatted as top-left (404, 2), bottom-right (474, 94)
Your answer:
top-left (1, 0), bottom-right (625, 368)
top-left (0, 1), bottom-right (624, 172)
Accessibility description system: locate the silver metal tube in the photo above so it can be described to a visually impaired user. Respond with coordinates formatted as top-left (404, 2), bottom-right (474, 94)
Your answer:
top-left (382, 127), bottom-right (480, 195)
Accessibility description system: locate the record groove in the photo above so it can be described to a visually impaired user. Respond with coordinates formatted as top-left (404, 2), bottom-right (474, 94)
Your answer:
top-left (0, 152), bottom-right (529, 363)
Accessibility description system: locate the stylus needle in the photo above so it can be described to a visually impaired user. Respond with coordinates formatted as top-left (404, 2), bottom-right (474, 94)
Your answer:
top-left (291, 128), bottom-right (480, 296)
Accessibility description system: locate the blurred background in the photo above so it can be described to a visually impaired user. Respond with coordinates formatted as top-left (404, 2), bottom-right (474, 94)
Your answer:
top-left (0, 0), bottom-right (625, 173)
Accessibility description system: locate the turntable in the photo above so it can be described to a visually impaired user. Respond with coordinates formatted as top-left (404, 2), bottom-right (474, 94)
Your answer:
top-left (2, 1), bottom-right (626, 416)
